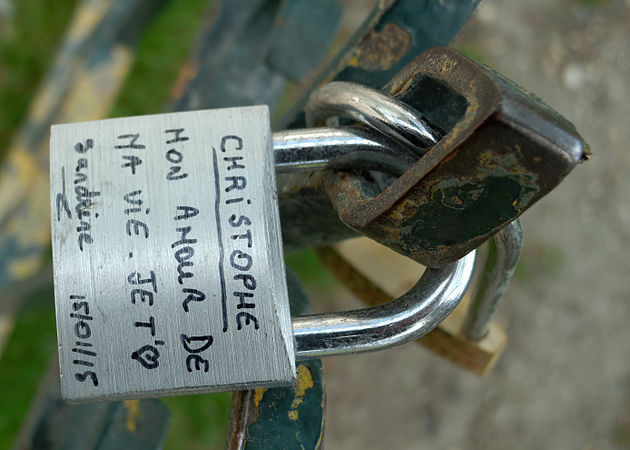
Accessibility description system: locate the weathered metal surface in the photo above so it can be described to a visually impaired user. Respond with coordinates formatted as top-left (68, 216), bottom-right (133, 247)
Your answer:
top-left (0, 0), bottom-right (169, 302)
top-left (279, 0), bottom-right (483, 129)
top-left (326, 47), bottom-right (589, 267)
top-left (170, 0), bottom-right (331, 113)
top-left (276, 0), bottom-right (483, 252)
top-left (13, 359), bottom-right (170, 450)
top-left (50, 107), bottom-right (295, 401)
top-left (226, 270), bottom-right (325, 450)
top-left (266, 0), bottom-right (342, 82)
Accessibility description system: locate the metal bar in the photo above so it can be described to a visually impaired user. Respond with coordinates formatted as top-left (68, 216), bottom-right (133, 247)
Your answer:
top-left (464, 220), bottom-right (523, 340)
top-left (225, 269), bottom-right (325, 450)
top-left (279, 0), bottom-right (483, 130)
top-left (292, 250), bottom-right (476, 359)
top-left (273, 126), bottom-right (416, 176)
top-left (0, 0), bottom-right (170, 356)
top-left (304, 81), bottom-right (444, 154)
top-left (13, 358), bottom-right (170, 450)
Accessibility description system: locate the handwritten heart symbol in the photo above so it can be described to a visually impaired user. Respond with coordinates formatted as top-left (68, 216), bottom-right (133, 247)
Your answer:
top-left (131, 345), bottom-right (160, 369)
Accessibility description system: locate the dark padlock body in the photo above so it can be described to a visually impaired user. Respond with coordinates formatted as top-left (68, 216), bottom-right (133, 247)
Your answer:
top-left (327, 47), bottom-right (588, 267)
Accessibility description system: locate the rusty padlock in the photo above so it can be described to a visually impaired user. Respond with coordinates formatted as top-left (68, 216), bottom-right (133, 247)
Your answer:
top-left (311, 47), bottom-right (588, 267)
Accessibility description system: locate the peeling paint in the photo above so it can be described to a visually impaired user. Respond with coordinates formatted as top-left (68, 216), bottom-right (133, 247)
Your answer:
top-left (348, 23), bottom-right (411, 71)
top-left (253, 388), bottom-right (267, 408)
top-left (124, 399), bottom-right (140, 433)
top-left (288, 364), bottom-right (314, 421)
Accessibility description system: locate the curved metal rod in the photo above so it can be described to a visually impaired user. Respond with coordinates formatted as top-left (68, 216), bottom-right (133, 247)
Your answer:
top-left (273, 126), bottom-right (417, 176)
top-left (304, 81), bottom-right (444, 155)
top-left (464, 220), bottom-right (523, 340)
top-left (293, 251), bottom-right (477, 360)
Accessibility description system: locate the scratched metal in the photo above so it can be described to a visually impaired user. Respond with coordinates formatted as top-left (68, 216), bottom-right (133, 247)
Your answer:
top-left (50, 107), bottom-right (295, 401)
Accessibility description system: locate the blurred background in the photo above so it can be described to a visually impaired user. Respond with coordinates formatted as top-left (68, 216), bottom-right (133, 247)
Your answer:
top-left (0, 0), bottom-right (628, 449)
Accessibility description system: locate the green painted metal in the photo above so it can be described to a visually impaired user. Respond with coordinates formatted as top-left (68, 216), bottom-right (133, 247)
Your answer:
top-left (266, 0), bottom-right (342, 82)
top-left (170, 0), bottom-right (289, 112)
top-left (14, 361), bottom-right (170, 450)
top-left (244, 360), bottom-right (324, 450)
top-left (280, 0), bottom-right (483, 129)
top-left (335, 0), bottom-right (483, 86)
top-left (225, 270), bottom-right (325, 450)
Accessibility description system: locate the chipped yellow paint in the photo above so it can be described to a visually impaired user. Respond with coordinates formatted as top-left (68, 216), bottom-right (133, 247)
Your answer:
top-left (347, 23), bottom-right (411, 71)
top-left (390, 209), bottom-right (404, 221)
top-left (124, 399), bottom-right (141, 433)
top-left (292, 365), bottom-right (315, 402)
top-left (390, 196), bottom-right (422, 222)
top-left (287, 364), bottom-right (314, 421)
top-left (253, 388), bottom-right (267, 408)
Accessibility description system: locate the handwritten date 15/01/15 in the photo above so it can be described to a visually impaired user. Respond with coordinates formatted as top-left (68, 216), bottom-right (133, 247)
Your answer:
top-left (69, 294), bottom-right (99, 387)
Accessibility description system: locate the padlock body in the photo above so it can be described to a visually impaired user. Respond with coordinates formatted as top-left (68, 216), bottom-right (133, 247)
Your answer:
top-left (50, 106), bottom-right (295, 401)
top-left (327, 47), bottom-right (587, 267)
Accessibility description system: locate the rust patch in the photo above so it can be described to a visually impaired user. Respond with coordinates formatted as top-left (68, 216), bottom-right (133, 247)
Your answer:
top-left (170, 60), bottom-right (199, 101)
top-left (348, 23), bottom-right (411, 71)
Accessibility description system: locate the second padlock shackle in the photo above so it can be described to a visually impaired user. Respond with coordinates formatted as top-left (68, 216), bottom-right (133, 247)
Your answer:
top-left (293, 251), bottom-right (476, 359)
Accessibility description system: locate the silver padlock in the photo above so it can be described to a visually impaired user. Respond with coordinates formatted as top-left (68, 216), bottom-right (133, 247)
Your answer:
top-left (50, 87), bottom-right (479, 402)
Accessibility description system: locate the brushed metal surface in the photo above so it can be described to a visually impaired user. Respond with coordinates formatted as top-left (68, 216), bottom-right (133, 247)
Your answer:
top-left (50, 106), bottom-right (295, 401)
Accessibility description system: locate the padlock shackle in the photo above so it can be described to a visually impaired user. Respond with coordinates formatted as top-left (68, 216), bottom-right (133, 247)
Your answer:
top-left (292, 250), bottom-right (476, 360)
top-left (305, 81), bottom-right (443, 155)
top-left (273, 126), bottom-right (416, 176)
top-left (464, 220), bottom-right (523, 340)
